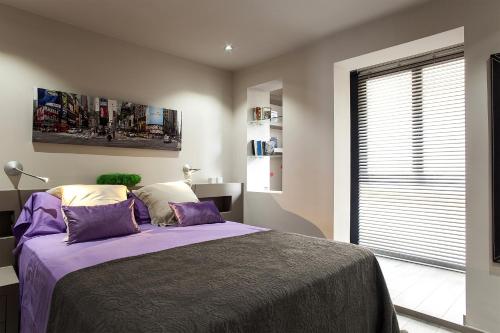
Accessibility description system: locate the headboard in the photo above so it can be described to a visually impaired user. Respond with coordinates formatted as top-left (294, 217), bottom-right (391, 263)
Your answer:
top-left (0, 184), bottom-right (244, 266)
top-left (0, 190), bottom-right (23, 267)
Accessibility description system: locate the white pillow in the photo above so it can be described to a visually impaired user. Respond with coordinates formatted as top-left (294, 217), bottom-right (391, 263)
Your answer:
top-left (47, 184), bottom-right (128, 206)
top-left (133, 181), bottom-right (199, 226)
top-left (47, 184), bottom-right (129, 242)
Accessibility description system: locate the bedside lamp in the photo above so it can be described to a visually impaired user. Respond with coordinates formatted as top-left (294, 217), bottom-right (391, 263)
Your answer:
top-left (4, 161), bottom-right (49, 189)
top-left (182, 164), bottom-right (200, 186)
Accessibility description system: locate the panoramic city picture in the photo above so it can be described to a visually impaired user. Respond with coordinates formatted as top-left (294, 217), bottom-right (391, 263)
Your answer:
top-left (32, 88), bottom-right (182, 150)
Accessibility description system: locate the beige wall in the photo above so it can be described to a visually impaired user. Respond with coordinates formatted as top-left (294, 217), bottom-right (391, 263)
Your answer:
top-left (233, 1), bottom-right (500, 331)
top-left (0, 5), bottom-right (233, 190)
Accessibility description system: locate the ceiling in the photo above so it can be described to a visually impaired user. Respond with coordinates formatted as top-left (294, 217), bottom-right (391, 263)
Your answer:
top-left (1, 0), bottom-right (429, 70)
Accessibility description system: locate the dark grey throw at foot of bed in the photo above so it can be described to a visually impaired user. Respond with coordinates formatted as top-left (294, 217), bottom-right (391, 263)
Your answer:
top-left (47, 230), bottom-right (399, 333)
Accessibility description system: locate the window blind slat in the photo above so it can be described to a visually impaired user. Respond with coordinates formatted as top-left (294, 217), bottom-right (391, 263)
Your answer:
top-left (355, 52), bottom-right (466, 271)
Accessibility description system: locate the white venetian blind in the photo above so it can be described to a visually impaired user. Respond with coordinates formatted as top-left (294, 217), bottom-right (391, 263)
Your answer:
top-left (354, 47), bottom-right (465, 270)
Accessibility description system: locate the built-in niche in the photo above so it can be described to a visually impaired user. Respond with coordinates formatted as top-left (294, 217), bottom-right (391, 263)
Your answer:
top-left (246, 80), bottom-right (283, 193)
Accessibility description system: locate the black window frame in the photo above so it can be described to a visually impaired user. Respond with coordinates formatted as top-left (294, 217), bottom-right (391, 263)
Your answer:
top-left (350, 47), bottom-right (466, 270)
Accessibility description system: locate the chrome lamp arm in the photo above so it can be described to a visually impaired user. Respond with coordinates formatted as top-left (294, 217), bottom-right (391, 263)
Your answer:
top-left (4, 161), bottom-right (49, 184)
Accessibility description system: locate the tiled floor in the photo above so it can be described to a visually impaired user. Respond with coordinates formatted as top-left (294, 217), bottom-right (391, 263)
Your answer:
top-left (398, 314), bottom-right (460, 333)
top-left (378, 256), bottom-right (465, 325)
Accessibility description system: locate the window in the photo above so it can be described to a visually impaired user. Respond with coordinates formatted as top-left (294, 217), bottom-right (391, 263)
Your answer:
top-left (351, 46), bottom-right (465, 270)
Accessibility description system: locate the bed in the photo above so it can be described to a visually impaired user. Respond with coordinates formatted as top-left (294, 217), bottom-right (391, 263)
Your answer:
top-left (15, 192), bottom-right (400, 333)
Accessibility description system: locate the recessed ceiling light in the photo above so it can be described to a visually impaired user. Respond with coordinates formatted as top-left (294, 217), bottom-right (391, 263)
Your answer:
top-left (224, 44), bottom-right (233, 53)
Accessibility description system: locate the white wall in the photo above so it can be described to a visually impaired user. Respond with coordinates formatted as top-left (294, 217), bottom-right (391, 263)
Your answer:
top-left (0, 4), bottom-right (233, 190)
top-left (232, 1), bottom-right (500, 331)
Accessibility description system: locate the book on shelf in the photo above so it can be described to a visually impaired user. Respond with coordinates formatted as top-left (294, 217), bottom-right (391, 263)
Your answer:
top-left (251, 140), bottom-right (263, 156)
top-left (251, 140), bottom-right (281, 156)
top-left (263, 141), bottom-right (274, 155)
top-left (256, 140), bottom-right (263, 155)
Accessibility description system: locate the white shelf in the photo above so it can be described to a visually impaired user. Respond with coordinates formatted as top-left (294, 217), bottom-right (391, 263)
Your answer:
top-left (270, 123), bottom-right (283, 130)
top-left (248, 118), bottom-right (282, 126)
top-left (248, 154), bottom-right (282, 159)
top-left (247, 190), bottom-right (283, 194)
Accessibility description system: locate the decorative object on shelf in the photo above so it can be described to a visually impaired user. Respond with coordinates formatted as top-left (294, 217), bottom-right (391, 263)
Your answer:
top-left (263, 141), bottom-right (274, 155)
top-left (96, 173), bottom-right (142, 188)
top-left (264, 108), bottom-right (272, 120)
top-left (33, 87), bottom-right (182, 151)
top-left (4, 161), bottom-right (49, 189)
top-left (252, 106), bottom-right (272, 120)
top-left (253, 107), bottom-right (262, 120)
top-left (207, 176), bottom-right (224, 184)
top-left (182, 164), bottom-right (201, 185)
top-left (270, 137), bottom-right (278, 149)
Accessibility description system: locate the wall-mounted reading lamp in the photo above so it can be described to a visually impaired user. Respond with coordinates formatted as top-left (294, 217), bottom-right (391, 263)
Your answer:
top-left (4, 161), bottom-right (49, 189)
top-left (182, 164), bottom-right (200, 186)
top-left (3, 160), bottom-right (49, 211)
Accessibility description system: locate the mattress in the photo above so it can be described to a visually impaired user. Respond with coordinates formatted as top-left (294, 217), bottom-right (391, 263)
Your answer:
top-left (18, 221), bottom-right (266, 333)
top-left (45, 230), bottom-right (399, 333)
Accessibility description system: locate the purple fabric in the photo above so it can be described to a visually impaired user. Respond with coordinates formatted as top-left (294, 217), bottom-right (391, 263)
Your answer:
top-left (13, 192), bottom-right (66, 256)
top-left (169, 201), bottom-right (225, 226)
top-left (127, 192), bottom-right (151, 224)
top-left (63, 198), bottom-right (140, 244)
top-left (18, 221), bottom-right (267, 333)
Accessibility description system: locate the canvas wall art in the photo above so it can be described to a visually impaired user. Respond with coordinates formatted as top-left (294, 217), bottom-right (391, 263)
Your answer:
top-left (33, 88), bottom-right (182, 151)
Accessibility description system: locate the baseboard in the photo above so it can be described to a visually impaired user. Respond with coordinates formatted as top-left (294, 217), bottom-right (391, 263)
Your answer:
top-left (395, 305), bottom-right (486, 333)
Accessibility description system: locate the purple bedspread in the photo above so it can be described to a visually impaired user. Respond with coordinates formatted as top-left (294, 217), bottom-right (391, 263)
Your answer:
top-left (19, 222), bottom-right (267, 333)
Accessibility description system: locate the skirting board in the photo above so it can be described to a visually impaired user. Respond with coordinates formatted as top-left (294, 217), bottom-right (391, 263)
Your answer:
top-left (395, 305), bottom-right (486, 333)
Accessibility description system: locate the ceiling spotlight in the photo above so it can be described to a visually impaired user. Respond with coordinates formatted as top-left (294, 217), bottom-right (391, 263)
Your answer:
top-left (224, 44), bottom-right (233, 53)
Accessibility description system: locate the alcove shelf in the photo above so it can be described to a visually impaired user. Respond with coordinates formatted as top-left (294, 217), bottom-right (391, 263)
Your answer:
top-left (246, 80), bottom-right (283, 193)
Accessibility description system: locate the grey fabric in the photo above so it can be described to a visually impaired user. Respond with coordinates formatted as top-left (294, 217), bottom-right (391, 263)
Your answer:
top-left (47, 231), bottom-right (399, 333)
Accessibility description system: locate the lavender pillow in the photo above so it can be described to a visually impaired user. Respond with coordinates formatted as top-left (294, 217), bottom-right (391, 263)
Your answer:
top-left (127, 192), bottom-right (151, 224)
top-left (13, 192), bottom-right (67, 256)
top-left (169, 201), bottom-right (225, 227)
top-left (63, 198), bottom-right (140, 244)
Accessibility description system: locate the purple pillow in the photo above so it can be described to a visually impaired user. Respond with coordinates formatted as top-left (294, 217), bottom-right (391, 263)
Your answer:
top-left (63, 198), bottom-right (140, 244)
top-left (169, 201), bottom-right (225, 227)
top-left (13, 192), bottom-right (67, 256)
top-left (127, 192), bottom-right (151, 224)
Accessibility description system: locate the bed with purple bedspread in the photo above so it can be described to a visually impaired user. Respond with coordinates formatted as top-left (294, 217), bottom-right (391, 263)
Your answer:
top-left (15, 193), bottom-right (399, 333)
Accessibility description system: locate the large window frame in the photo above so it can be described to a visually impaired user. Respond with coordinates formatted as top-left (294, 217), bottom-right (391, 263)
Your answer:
top-left (350, 46), bottom-right (466, 270)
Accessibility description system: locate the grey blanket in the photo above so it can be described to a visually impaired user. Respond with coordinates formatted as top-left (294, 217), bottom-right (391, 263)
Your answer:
top-left (47, 231), bottom-right (399, 333)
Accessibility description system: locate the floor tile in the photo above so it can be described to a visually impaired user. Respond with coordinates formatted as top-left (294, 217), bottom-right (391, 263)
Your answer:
top-left (398, 314), bottom-right (460, 333)
top-left (379, 256), bottom-right (465, 325)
